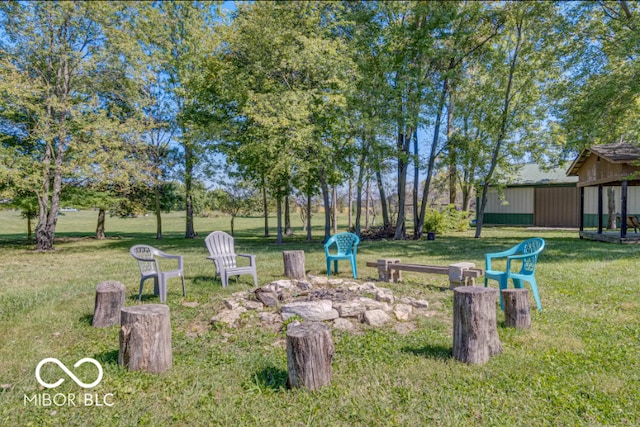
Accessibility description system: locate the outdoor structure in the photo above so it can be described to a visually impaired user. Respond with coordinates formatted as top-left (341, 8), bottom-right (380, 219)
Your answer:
top-left (481, 162), bottom-right (640, 229)
top-left (480, 163), bottom-right (579, 227)
top-left (567, 143), bottom-right (640, 243)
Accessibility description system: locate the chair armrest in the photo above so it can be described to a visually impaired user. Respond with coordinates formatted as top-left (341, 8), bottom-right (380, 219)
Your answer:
top-left (237, 254), bottom-right (256, 265)
top-left (485, 247), bottom-right (518, 270)
top-left (157, 252), bottom-right (183, 271)
top-left (505, 252), bottom-right (537, 274)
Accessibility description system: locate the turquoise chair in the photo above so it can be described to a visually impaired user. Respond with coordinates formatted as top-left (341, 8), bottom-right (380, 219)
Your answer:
top-left (324, 232), bottom-right (360, 278)
top-left (484, 238), bottom-right (545, 311)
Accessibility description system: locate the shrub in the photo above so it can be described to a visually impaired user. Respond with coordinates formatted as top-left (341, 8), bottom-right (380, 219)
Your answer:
top-left (423, 205), bottom-right (470, 234)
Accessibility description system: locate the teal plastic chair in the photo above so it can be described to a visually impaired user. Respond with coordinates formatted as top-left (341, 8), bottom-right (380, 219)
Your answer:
top-left (324, 232), bottom-right (360, 278)
top-left (484, 238), bottom-right (545, 311)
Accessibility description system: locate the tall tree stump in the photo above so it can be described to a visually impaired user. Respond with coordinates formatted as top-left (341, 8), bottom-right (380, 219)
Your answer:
top-left (119, 304), bottom-right (172, 373)
top-left (502, 288), bottom-right (531, 329)
top-left (92, 280), bottom-right (126, 328)
top-left (286, 322), bottom-right (333, 390)
top-left (283, 250), bottom-right (306, 279)
top-left (453, 287), bottom-right (503, 364)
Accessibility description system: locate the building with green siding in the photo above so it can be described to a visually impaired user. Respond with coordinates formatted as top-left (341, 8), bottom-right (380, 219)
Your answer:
top-left (480, 163), bottom-right (640, 228)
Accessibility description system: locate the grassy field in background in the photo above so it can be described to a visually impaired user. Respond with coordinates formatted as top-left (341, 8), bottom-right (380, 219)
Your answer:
top-left (1, 209), bottom-right (639, 426)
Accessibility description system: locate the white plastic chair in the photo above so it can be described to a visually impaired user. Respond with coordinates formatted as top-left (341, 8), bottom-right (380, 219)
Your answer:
top-left (205, 231), bottom-right (258, 287)
top-left (130, 245), bottom-right (185, 303)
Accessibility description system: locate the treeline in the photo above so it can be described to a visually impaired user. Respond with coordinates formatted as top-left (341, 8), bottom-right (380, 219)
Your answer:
top-left (1, 1), bottom-right (637, 249)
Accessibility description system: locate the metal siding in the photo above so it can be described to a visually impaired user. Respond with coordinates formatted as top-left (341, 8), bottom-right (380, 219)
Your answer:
top-left (534, 187), bottom-right (578, 227)
top-left (485, 188), bottom-right (534, 214)
top-left (483, 213), bottom-right (534, 225)
top-left (584, 186), bottom-right (640, 214)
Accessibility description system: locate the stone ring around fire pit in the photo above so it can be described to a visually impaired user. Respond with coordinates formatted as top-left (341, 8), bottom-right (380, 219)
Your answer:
top-left (211, 275), bottom-right (430, 332)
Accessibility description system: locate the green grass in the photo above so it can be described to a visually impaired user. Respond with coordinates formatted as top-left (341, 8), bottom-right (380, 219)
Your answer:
top-left (1, 209), bottom-right (639, 426)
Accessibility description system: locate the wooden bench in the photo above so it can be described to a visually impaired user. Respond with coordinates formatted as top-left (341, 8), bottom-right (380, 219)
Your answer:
top-left (366, 259), bottom-right (484, 289)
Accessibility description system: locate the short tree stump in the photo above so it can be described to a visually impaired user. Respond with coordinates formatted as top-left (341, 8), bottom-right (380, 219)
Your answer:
top-left (119, 304), bottom-right (172, 373)
top-left (92, 280), bottom-right (126, 328)
top-left (502, 288), bottom-right (531, 329)
top-left (286, 322), bottom-right (333, 390)
top-left (283, 250), bottom-right (306, 279)
top-left (453, 287), bottom-right (502, 364)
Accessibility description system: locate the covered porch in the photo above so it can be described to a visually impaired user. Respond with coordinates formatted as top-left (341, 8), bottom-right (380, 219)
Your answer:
top-left (567, 143), bottom-right (640, 243)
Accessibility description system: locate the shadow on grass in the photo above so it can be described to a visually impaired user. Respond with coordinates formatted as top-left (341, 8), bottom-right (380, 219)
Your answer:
top-left (80, 313), bottom-right (94, 326)
top-left (401, 344), bottom-right (451, 360)
top-left (93, 349), bottom-right (120, 365)
top-left (250, 366), bottom-right (288, 392)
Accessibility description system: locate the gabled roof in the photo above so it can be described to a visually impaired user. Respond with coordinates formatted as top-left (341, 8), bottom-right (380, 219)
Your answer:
top-left (507, 163), bottom-right (577, 186)
top-left (567, 143), bottom-right (640, 176)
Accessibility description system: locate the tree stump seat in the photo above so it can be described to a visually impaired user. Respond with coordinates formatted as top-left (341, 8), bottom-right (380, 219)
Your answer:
top-left (119, 304), bottom-right (172, 373)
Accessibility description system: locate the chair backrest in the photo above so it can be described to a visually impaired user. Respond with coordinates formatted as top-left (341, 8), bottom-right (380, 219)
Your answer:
top-left (205, 231), bottom-right (237, 268)
top-left (325, 232), bottom-right (360, 255)
top-left (515, 238), bottom-right (545, 275)
top-left (130, 245), bottom-right (159, 275)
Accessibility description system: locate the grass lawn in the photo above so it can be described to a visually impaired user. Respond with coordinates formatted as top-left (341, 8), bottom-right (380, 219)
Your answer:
top-left (1, 209), bottom-right (639, 426)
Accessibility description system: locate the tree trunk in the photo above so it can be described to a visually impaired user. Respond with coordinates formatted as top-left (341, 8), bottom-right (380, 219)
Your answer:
top-left (417, 78), bottom-right (448, 239)
top-left (394, 129), bottom-right (409, 240)
top-left (365, 175), bottom-right (371, 230)
top-left (286, 322), bottom-right (333, 391)
top-left (92, 280), bottom-right (126, 328)
top-left (447, 89), bottom-right (457, 205)
top-left (475, 16), bottom-right (522, 238)
top-left (262, 177), bottom-right (270, 237)
top-left (332, 186), bottom-right (338, 235)
top-left (375, 162), bottom-right (390, 228)
top-left (319, 169), bottom-right (331, 243)
top-left (348, 175), bottom-right (353, 231)
top-left (285, 195), bottom-right (293, 236)
top-left (276, 196), bottom-right (283, 244)
top-left (607, 187), bottom-right (616, 229)
top-left (95, 208), bottom-right (106, 239)
top-left (155, 183), bottom-right (163, 239)
top-left (119, 304), bottom-right (172, 373)
top-left (283, 250), bottom-right (306, 280)
top-left (27, 215), bottom-right (33, 242)
top-left (413, 128), bottom-right (419, 236)
top-left (230, 215), bottom-right (235, 237)
top-left (502, 288), bottom-right (531, 329)
top-left (355, 133), bottom-right (368, 237)
top-left (453, 287), bottom-right (502, 364)
top-left (184, 142), bottom-right (196, 238)
top-left (306, 192), bottom-right (312, 241)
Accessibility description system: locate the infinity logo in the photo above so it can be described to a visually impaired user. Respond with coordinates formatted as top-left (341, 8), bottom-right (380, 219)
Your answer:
top-left (35, 358), bottom-right (103, 389)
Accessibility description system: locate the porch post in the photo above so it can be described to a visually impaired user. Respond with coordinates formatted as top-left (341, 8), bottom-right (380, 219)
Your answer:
top-left (597, 185), bottom-right (603, 234)
top-left (579, 186), bottom-right (584, 237)
top-left (621, 180), bottom-right (628, 239)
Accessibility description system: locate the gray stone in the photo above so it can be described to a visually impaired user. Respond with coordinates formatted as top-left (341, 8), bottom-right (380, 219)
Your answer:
top-left (295, 280), bottom-right (313, 290)
top-left (281, 299), bottom-right (339, 322)
top-left (223, 298), bottom-right (241, 310)
top-left (376, 289), bottom-right (395, 304)
top-left (333, 318), bottom-right (355, 331)
top-left (364, 309), bottom-right (391, 326)
top-left (255, 288), bottom-right (279, 307)
top-left (211, 307), bottom-right (247, 327)
top-left (328, 279), bottom-right (343, 286)
top-left (393, 304), bottom-right (413, 321)
top-left (243, 300), bottom-right (264, 310)
top-left (308, 275), bottom-right (329, 286)
top-left (411, 299), bottom-right (429, 309)
top-left (271, 279), bottom-right (297, 290)
top-left (357, 297), bottom-right (392, 312)
top-left (258, 311), bottom-right (282, 324)
top-left (333, 301), bottom-right (367, 318)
